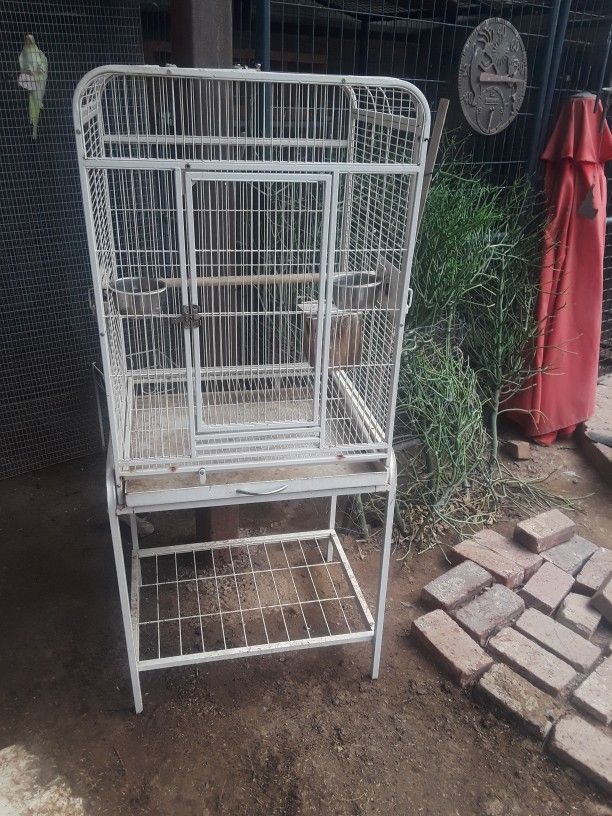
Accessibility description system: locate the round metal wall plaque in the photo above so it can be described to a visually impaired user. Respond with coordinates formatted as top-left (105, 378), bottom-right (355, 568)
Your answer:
top-left (458, 18), bottom-right (527, 136)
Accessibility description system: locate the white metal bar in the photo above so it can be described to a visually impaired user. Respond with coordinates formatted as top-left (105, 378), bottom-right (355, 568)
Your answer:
top-left (312, 174), bottom-right (333, 423)
top-left (186, 171), bottom-right (330, 183)
top-left (139, 528), bottom-right (335, 557)
top-left (184, 177), bottom-right (205, 437)
top-left (105, 444), bottom-right (143, 713)
top-left (104, 134), bottom-right (349, 149)
top-left (327, 496), bottom-right (337, 561)
top-left (74, 63), bottom-right (432, 98)
top-left (190, 445), bottom-right (387, 464)
top-left (175, 168), bottom-right (198, 459)
top-left (121, 451), bottom-right (387, 476)
top-left (83, 159), bottom-right (421, 174)
top-left (370, 453), bottom-right (397, 678)
top-left (317, 171), bottom-right (340, 447)
top-left (121, 482), bottom-right (389, 514)
top-left (192, 549), bottom-right (206, 654)
top-left (331, 530), bottom-right (375, 629)
top-left (130, 548), bottom-right (140, 664)
top-left (163, 273), bottom-right (321, 287)
top-left (138, 630), bottom-right (373, 672)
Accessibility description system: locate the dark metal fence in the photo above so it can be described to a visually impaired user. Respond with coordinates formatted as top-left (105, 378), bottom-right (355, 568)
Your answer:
top-left (0, 0), bottom-right (143, 478)
top-left (233, 0), bottom-right (612, 364)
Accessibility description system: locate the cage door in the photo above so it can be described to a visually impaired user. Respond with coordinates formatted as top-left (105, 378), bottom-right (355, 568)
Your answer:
top-left (185, 172), bottom-right (332, 439)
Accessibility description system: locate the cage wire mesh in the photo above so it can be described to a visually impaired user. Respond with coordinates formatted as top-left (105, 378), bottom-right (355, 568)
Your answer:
top-left (135, 531), bottom-right (374, 664)
top-left (0, 0), bottom-right (143, 478)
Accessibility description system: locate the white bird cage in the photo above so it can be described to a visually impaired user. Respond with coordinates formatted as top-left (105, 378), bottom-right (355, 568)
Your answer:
top-left (75, 66), bottom-right (429, 478)
top-left (75, 66), bottom-right (430, 713)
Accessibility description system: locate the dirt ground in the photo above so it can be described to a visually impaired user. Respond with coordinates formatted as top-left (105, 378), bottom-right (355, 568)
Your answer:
top-left (1, 437), bottom-right (611, 816)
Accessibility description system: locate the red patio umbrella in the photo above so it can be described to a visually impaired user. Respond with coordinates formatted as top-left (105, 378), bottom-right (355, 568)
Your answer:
top-left (508, 94), bottom-right (612, 444)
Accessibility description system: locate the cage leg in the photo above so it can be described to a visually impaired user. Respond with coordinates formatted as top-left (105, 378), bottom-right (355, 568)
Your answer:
top-left (129, 513), bottom-right (139, 551)
top-left (108, 508), bottom-right (143, 713)
top-left (327, 495), bottom-right (337, 561)
top-left (370, 472), bottom-right (397, 680)
top-left (106, 448), bottom-right (142, 714)
top-left (129, 513), bottom-right (141, 585)
top-left (109, 509), bottom-right (143, 714)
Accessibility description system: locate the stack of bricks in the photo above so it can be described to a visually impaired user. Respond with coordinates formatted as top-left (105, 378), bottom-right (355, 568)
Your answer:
top-left (413, 509), bottom-right (612, 795)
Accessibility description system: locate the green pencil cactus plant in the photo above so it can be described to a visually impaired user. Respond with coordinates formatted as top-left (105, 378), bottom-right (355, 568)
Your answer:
top-left (386, 148), bottom-right (546, 548)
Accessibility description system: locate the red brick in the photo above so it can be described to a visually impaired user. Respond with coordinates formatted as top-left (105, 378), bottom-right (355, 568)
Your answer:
top-left (514, 510), bottom-right (575, 553)
top-left (412, 609), bottom-right (493, 686)
top-left (556, 592), bottom-right (602, 639)
top-left (591, 573), bottom-right (612, 625)
top-left (502, 439), bottom-right (531, 460)
top-left (472, 529), bottom-right (542, 580)
top-left (488, 627), bottom-right (577, 696)
top-left (476, 663), bottom-right (565, 740)
top-left (450, 541), bottom-right (524, 588)
top-left (542, 535), bottom-right (598, 575)
top-left (519, 562), bottom-right (574, 615)
top-left (572, 655), bottom-right (612, 725)
top-left (514, 608), bottom-right (601, 672)
top-left (549, 716), bottom-right (612, 795)
top-left (452, 584), bottom-right (524, 646)
top-left (420, 561), bottom-right (493, 611)
top-left (574, 548), bottom-right (612, 595)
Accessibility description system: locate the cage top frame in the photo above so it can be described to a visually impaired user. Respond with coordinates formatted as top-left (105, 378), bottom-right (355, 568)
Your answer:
top-left (74, 63), bottom-right (431, 108)
top-left (73, 65), bottom-right (431, 165)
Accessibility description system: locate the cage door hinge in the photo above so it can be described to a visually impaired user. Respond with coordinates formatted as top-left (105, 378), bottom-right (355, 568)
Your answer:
top-left (174, 304), bottom-right (201, 328)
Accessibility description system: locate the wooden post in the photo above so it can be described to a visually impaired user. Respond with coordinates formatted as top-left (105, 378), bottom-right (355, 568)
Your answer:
top-left (417, 98), bottom-right (449, 232)
top-left (170, 0), bottom-right (233, 69)
top-left (170, 0), bottom-right (240, 541)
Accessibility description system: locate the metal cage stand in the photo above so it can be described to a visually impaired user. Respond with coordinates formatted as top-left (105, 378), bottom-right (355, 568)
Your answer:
top-left (106, 436), bottom-right (397, 713)
top-left (76, 66), bottom-right (429, 711)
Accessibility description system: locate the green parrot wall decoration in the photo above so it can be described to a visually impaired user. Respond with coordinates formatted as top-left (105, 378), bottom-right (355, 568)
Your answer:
top-left (18, 34), bottom-right (48, 140)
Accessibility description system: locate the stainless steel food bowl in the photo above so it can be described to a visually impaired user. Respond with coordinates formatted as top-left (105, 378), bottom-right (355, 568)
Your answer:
top-left (109, 277), bottom-right (167, 316)
top-left (332, 272), bottom-right (381, 310)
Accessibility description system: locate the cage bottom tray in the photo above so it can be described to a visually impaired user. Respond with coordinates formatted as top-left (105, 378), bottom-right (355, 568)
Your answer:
top-left (132, 530), bottom-right (374, 670)
top-left (125, 371), bottom-right (383, 469)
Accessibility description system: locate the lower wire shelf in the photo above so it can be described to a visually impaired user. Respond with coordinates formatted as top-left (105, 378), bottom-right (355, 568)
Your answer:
top-left (131, 530), bottom-right (375, 671)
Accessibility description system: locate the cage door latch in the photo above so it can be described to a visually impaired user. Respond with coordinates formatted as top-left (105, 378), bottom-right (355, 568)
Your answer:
top-left (400, 288), bottom-right (414, 325)
top-left (174, 304), bottom-right (201, 328)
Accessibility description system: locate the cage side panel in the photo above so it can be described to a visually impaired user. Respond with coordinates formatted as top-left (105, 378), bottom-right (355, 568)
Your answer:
top-left (77, 73), bottom-right (110, 159)
top-left (92, 167), bottom-right (192, 467)
top-left (328, 167), bottom-right (417, 450)
top-left (86, 167), bottom-right (127, 453)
